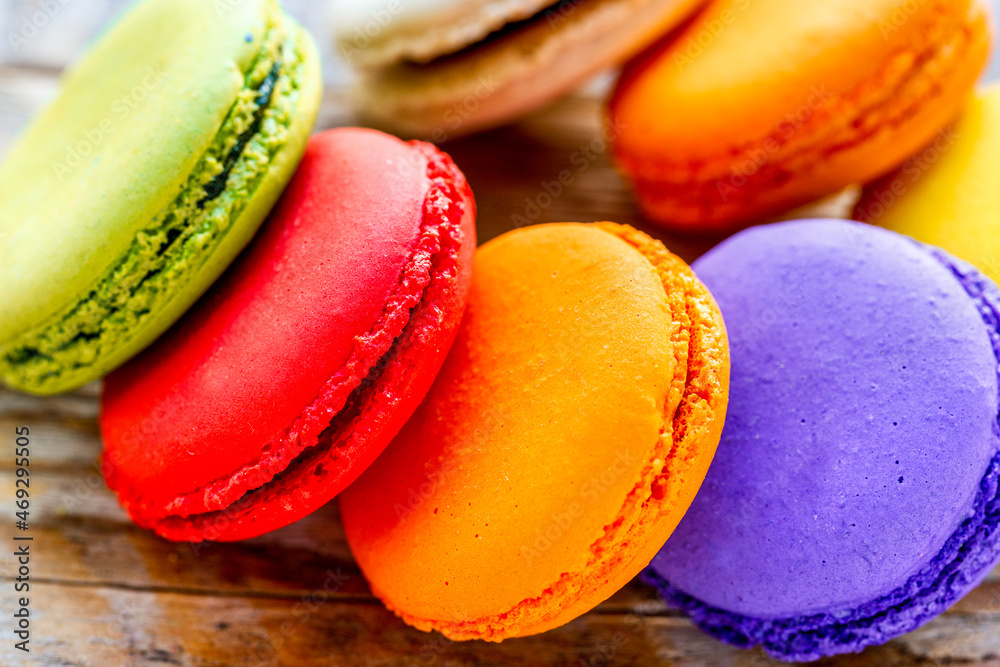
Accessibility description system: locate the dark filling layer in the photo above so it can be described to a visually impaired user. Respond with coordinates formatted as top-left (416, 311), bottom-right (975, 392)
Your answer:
top-left (199, 63), bottom-right (281, 208)
top-left (403, 0), bottom-right (584, 67)
top-left (175, 331), bottom-right (404, 535)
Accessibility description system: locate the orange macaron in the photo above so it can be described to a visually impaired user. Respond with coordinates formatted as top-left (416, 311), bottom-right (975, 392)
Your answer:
top-left (340, 222), bottom-right (730, 641)
top-left (609, 0), bottom-right (992, 233)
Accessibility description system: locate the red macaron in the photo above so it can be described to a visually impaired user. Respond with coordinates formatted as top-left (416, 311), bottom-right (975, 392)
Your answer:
top-left (100, 128), bottom-right (477, 542)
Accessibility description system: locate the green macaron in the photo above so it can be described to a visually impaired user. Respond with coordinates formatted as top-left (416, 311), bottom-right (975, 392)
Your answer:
top-left (0, 0), bottom-right (322, 395)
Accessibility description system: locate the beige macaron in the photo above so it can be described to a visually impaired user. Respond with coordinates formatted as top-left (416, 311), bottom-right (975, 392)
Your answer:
top-left (333, 0), bottom-right (708, 138)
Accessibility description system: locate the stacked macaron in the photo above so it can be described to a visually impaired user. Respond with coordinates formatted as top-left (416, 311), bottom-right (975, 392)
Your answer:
top-left (608, 0), bottom-right (991, 232)
top-left (4, 0), bottom-right (1000, 661)
top-left (332, 0), bottom-right (709, 137)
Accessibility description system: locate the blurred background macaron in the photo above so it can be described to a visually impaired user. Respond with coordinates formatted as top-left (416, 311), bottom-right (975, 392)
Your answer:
top-left (855, 83), bottom-right (1000, 285)
top-left (340, 222), bottom-right (729, 641)
top-left (0, 0), bottom-right (322, 395)
top-left (645, 220), bottom-right (1000, 661)
top-left (332, 0), bottom-right (709, 138)
top-left (100, 128), bottom-right (477, 542)
top-left (609, 0), bottom-right (993, 234)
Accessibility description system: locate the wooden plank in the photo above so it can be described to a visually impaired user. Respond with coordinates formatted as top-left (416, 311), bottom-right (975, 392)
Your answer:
top-left (3, 384), bottom-right (1000, 665)
top-left (1, 582), bottom-right (998, 667)
top-left (3, 458), bottom-right (998, 610)
top-left (3, 0), bottom-right (1000, 662)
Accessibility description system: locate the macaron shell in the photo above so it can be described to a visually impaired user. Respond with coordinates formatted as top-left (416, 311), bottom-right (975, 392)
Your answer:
top-left (352, 0), bottom-right (707, 138)
top-left (0, 0), bottom-right (324, 395)
top-left (610, 0), bottom-right (991, 229)
top-left (0, 0), bottom-right (272, 343)
top-left (649, 220), bottom-right (999, 655)
top-left (42, 22), bottom-right (322, 396)
top-left (341, 222), bottom-right (728, 640)
top-left (856, 85), bottom-right (1000, 285)
top-left (164, 194), bottom-right (476, 542)
top-left (102, 128), bottom-right (475, 541)
top-left (335, 0), bottom-right (556, 68)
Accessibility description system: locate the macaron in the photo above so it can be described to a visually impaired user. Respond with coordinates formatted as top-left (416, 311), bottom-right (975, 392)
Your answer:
top-left (645, 220), bottom-right (1000, 661)
top-left (333, 0), bottom-right (708, 138)
top-left (99, 128), bottom-right (477, 542)
top-left (340, 222), bottom-right (730, 641)
top-left (0, 0), bottom-right (322, 395)
top-left (609, 0), bottom-right (992, 233)
top-left (855, 84), bottom-right (1000, 284)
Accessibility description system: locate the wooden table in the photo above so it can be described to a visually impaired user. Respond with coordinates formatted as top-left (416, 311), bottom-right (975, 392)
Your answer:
top-left (2, 2), bottom-right (1000, 665)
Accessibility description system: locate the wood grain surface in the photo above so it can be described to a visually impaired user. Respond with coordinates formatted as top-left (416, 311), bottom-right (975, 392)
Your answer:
top-left (2, 1), bottom-right (1000, 665)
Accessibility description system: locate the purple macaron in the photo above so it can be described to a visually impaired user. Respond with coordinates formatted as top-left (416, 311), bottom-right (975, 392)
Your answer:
top-left (644, 219), bottom-right (1000, 661)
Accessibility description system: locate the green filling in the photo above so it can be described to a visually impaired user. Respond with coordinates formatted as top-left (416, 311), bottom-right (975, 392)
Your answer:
top-left (1, 17), bottom-right (307, 390)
